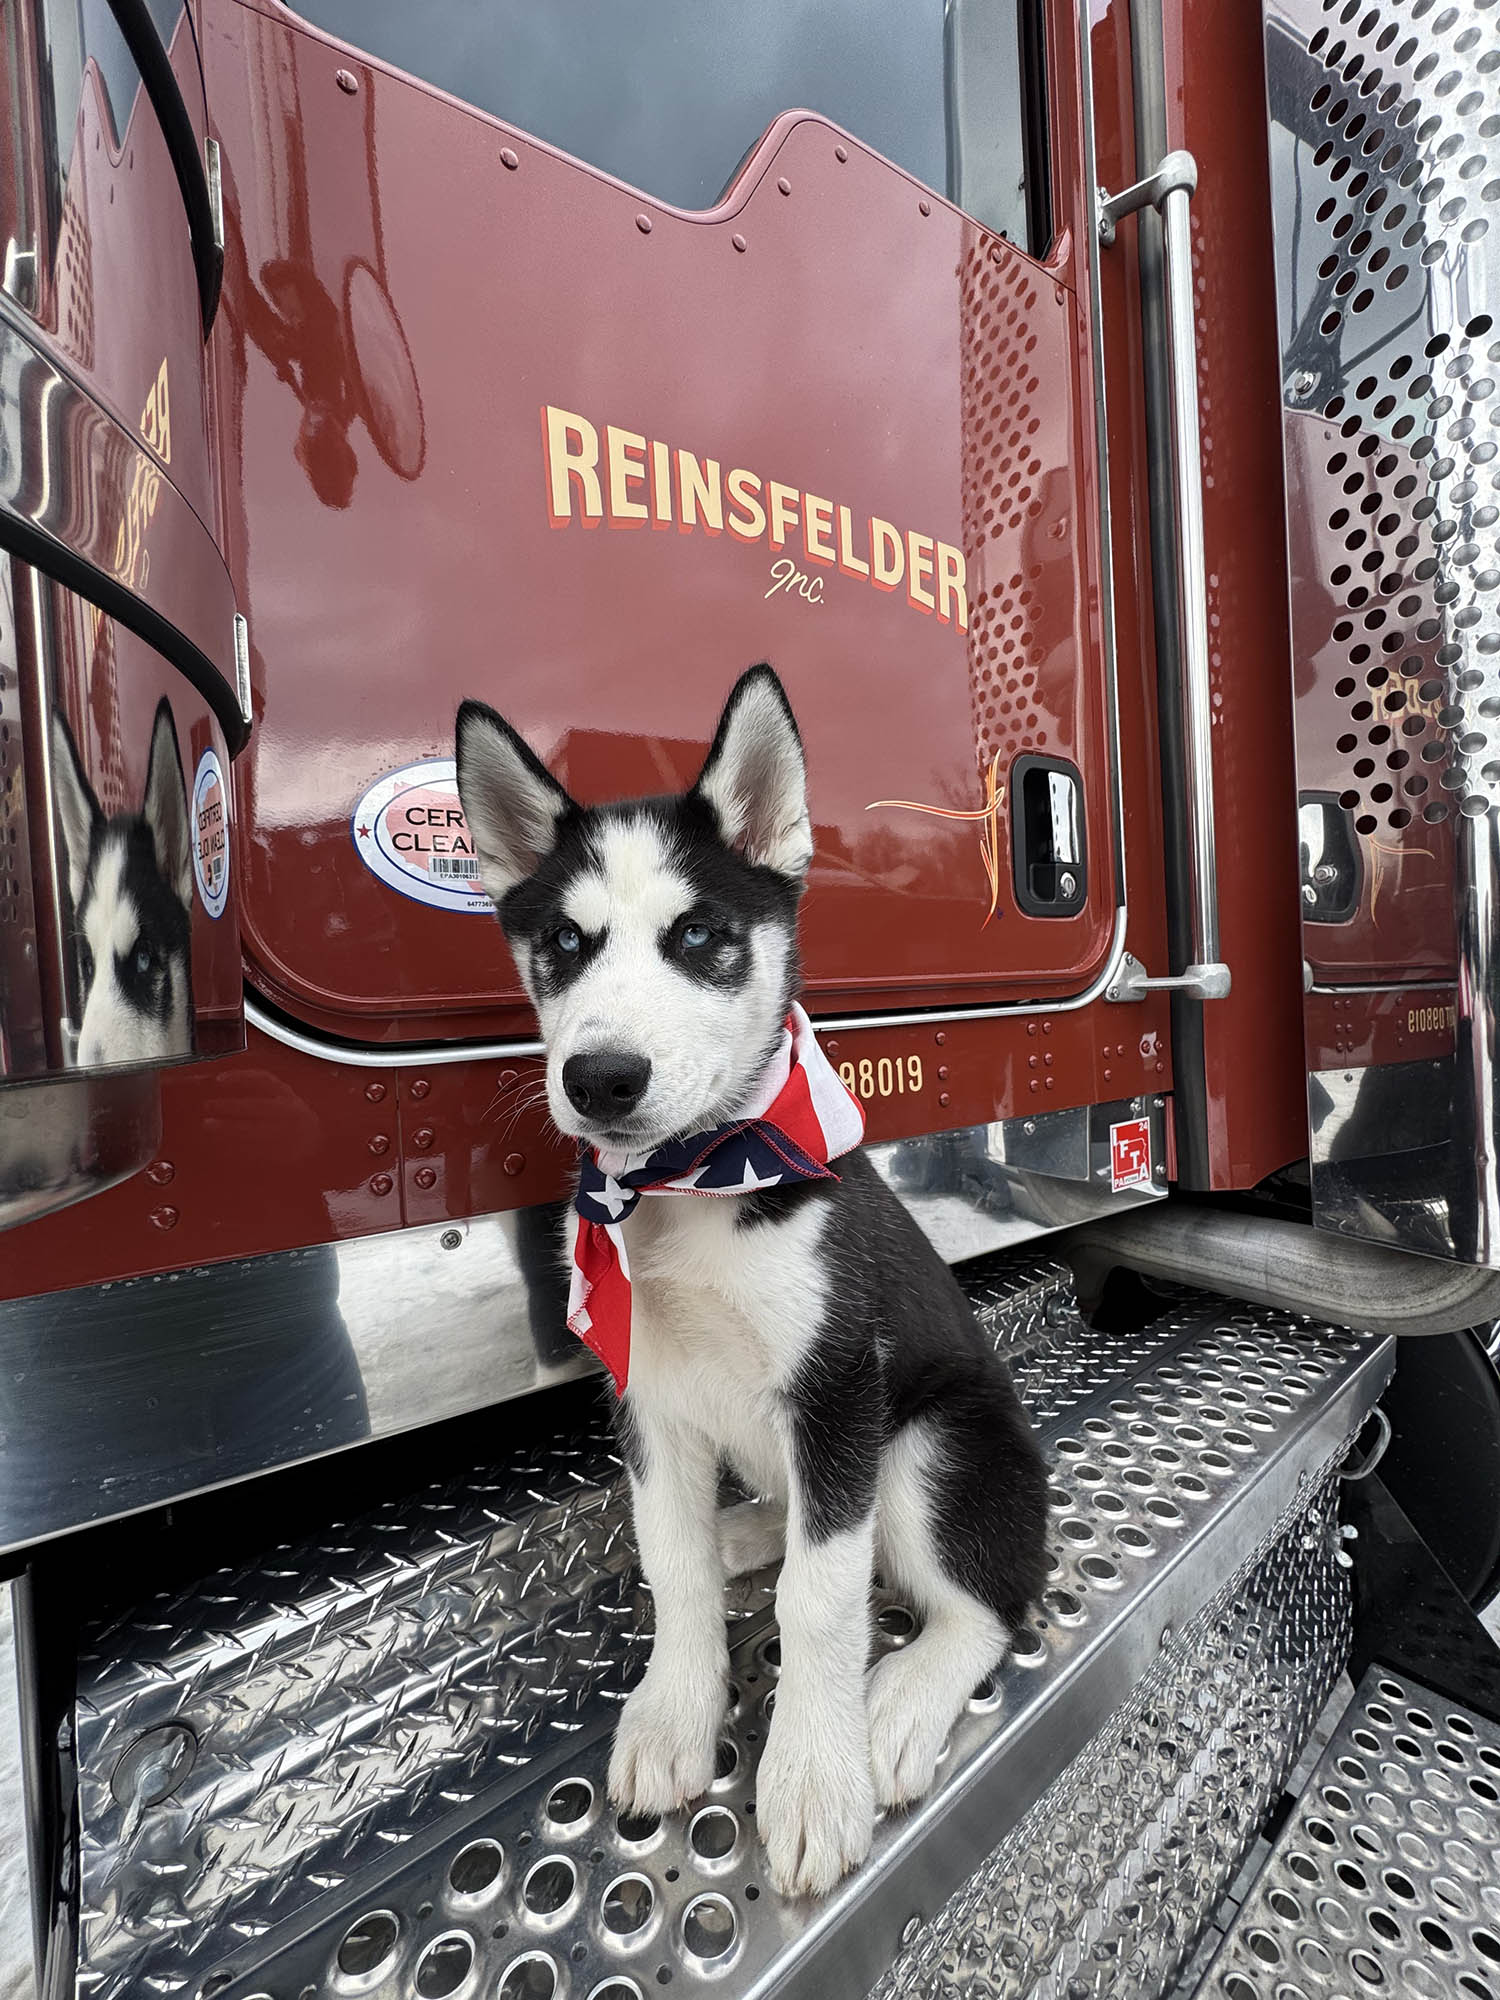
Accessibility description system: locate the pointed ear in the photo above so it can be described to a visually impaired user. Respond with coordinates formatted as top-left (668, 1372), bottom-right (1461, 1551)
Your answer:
top-left (141, 699), bottom-right (191, 908)
top-left (50, 708), bottom-right (103, 910)
top-left (455, 699), bottom-right (575, 902)
top-left (692, 665), bottom-right (812, 880)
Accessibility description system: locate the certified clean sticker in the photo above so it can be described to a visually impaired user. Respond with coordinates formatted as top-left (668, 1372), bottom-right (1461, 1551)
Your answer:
top-left (352, 759), bottom-right (494, 914)
top-left (191, 748), bottom-right (229, 918)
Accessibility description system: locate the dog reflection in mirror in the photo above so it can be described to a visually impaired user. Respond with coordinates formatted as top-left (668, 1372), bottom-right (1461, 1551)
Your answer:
top-left (51, 698), bottom-right (193, 1067)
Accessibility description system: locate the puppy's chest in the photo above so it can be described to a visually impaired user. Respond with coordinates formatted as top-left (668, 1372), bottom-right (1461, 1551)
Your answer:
top-left (621, 1195), bottom-right (828, 1395)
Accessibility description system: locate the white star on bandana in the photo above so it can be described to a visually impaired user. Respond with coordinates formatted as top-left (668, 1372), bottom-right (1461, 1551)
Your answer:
top-left (589, 1174), bottom-right (631, 1220)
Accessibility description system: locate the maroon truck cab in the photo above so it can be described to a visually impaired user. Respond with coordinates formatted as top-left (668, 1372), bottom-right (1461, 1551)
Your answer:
top-left (0, 3), bottom-right (1497, 1992)
top-left (1, 0), bottom-right (1474, 1516)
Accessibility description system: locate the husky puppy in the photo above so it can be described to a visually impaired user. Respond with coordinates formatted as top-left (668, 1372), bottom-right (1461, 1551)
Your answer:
top-left (51, 698), bottom-right (194, 1068)
top-left (456, 666), bottom-right (1046, 1897)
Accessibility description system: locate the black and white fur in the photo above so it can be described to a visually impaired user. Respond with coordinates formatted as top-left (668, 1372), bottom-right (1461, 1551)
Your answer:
top-left (51, 699), bottom-right (193, 1068)
top-left (456, 667), bottom-right (1047, 1897)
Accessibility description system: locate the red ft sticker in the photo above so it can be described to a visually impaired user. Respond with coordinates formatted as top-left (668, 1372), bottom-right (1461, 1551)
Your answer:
top-left (1110, 1117), bottom-right (1152, 1192)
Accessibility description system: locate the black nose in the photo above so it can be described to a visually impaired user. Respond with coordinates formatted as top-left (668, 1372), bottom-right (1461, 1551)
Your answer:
top-left (562, 1049), bottom-right (652, 1120)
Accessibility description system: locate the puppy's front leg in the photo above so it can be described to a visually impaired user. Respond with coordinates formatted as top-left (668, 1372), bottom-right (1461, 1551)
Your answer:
top-left (756, 1479), bottom-right (877, 1898)
top-left (609, 1407), bottom-right (727, 1816)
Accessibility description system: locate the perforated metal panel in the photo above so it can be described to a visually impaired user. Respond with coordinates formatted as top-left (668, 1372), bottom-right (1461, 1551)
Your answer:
top-left (1270, 0), bottom-right (1500, 823)
top-left (960, 238), bottom-right (1054, 775)
top-left (1203, 1665), bottom-right (1500, 2000)
top-left (870, 1467), bottom-right (1350, 2000)
top-left (1266, 0), bottom-right (1500, 1258)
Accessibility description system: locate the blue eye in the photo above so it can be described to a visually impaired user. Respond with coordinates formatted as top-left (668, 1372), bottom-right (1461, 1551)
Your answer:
top-left (133, 943), bottom-right (155, 977)
top-left (682, 922), bottom-right (712, 949)
top-left (555, 925), bottom-right (582, 955)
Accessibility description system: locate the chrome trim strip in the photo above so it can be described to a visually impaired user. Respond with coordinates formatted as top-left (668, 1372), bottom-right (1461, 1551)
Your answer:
top-left (1457, 810), bottom-right (1500, 1263)
top-left (245, 993), bottom-right (546, 1064)
top-left (245, 925), bottom-right (1132, 1066)
top-left (232, 610), bottom-right (251, 725)
top-left (0, 309), bottom-right (246, 751)
top-left (204, 135), bottom-right (225, 256)
top-left (1074, 0), bottom-right (1130, 920)
top-left (813, 929), bottom-right (1128, 1026)
top-left (1309, 981), bottom-right (1455, 998)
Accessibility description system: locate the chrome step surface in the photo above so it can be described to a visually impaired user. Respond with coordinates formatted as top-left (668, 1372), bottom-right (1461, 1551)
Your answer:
top-left (871, 1465), bottom-right (1350, 2000)
top-left (1199, 1666), bottom-right (1500, 2000)
top-left (69, 1266), bottom-right (1391, 2000)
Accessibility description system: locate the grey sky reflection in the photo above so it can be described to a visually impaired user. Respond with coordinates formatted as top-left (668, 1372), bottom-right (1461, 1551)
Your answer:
top-left (293, 1), bottom-right (977, 216)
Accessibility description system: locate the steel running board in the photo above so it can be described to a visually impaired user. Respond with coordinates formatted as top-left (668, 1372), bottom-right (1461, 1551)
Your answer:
top-left (69, 1261), bottom-right (1391, 2000)
top-left (1198, 1666), bottom-right (1500, 1999)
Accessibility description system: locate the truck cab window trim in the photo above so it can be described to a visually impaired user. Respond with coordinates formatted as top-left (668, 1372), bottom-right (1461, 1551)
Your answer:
top-left (101, 0), bottom-right (221, 332)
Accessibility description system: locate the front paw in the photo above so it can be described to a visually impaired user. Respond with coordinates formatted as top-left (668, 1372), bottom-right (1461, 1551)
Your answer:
top-left (609, 1665), bottom-right (725, 1816)
top-left (756, 1707), bottom-right (875, 1898)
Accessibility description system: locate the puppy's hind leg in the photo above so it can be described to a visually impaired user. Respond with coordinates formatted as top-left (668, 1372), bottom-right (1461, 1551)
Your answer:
top-left (867, 1422), bottom-right (1011, 1810)
top-left (718, 1498), bottom-right (787, 1578)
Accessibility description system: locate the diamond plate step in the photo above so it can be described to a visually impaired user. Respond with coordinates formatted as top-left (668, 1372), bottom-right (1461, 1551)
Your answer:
top-left (69, 1264), bottom-right (1392, 2000)
top-left (1199, 1665), bottom-right (1500, 2000)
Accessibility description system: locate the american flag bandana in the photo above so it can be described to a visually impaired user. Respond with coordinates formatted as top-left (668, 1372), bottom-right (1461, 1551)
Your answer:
top-left (566, 1003), bottom-right (865, 1393)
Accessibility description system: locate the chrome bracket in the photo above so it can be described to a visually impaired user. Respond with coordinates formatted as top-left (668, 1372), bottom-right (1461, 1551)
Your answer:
top-left (204, 138), bottom-right (224, 253)
top-left (232, 612), bottom-right (252, 727)
top-left (1339, 1405), bottom-right (1392, 1483)
top-left (1096, 150), bottom-right (1199, 245)
top-left (1106, 952), bottom-right (1232, 1003)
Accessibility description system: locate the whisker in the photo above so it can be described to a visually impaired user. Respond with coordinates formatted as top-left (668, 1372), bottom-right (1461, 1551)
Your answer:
top-left (488, 1076), bottom-right (550, 1141)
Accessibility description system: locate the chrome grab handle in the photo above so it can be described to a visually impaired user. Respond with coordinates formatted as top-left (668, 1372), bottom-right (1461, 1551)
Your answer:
top-left (1098, 150), bottom-right (1231, 1003)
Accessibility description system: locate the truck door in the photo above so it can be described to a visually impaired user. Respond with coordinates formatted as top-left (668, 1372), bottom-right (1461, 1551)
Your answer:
top-left (201, 0), bottom-right (1135, 1050)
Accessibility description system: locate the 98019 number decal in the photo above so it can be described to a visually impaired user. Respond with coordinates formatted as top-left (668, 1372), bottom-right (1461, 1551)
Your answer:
top-left (1407, 1003), bottom-right (1456, 1034)
top-left (838, 1055), bottom-right (925, 1101)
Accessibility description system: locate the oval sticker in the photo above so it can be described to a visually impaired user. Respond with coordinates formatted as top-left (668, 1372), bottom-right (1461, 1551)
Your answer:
top-left (192, 748), bottom-right (229, 918)
top-left (352, 759), bottom-right (494, 914)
